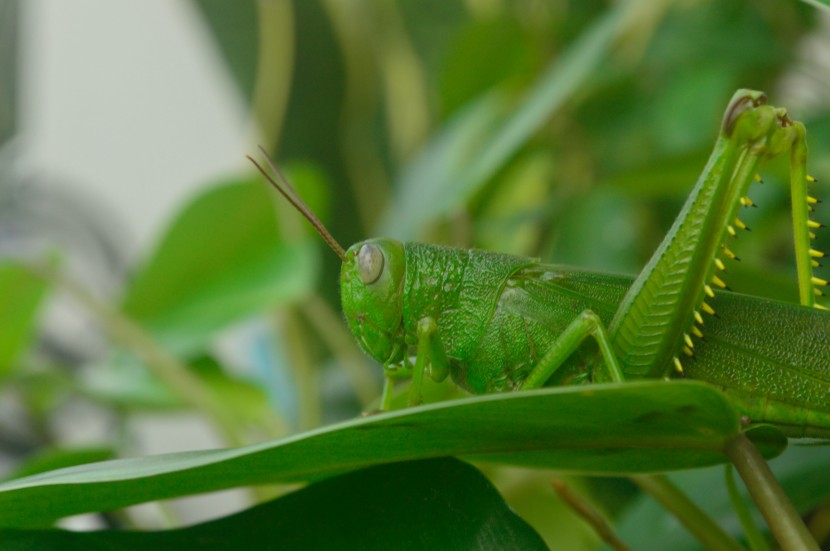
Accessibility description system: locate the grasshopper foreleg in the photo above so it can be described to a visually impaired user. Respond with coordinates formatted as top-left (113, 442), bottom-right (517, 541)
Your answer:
top-left (520, 310), bottom-right (625, 390)
top-left (380, 360), bottom-right (414, 411)
top-left (407, 317), bottom-right (450, 407)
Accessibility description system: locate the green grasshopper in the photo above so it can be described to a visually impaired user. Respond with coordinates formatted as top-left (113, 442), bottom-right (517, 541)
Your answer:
top-left (249, 89), bottom-right (830, 439)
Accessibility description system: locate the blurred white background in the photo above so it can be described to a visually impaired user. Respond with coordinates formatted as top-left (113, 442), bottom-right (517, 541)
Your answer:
top-left (21, 0), bottom-right (250, 253)
top-left (11, 1), bottom-right (255, 526)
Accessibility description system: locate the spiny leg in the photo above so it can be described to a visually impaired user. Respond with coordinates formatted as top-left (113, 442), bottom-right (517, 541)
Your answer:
top-left (786, 128), bottom-right (827, 308)
top-left (676, 98), bottom-right (827, 370)
top-left (688, 104), bottom-right (827, 365)
top-left (607, 90), bottom-right (826, 379)
top-left (520, 310), bottom-right (624, 390)
top-left (710, 111), bottom-right (825, 311)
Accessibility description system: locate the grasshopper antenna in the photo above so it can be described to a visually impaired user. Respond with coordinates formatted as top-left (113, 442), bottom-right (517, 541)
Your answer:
top-left (247, 145), bottom-right (347, 261)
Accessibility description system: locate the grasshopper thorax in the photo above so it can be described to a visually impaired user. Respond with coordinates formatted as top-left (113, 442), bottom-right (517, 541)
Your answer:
top-left (341, 238), bottom-right (407, 366)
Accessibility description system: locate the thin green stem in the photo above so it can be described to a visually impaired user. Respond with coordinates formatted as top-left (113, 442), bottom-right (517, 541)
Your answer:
top-left (277, 308), bottom-right (321, 431)
top-left (630, 474), bottom-right (746, 551)
top-left (28, 263), bottom-right (245, 448)
top-left (321, 0), bottom-right (391, 233)
top-left (300, 293), bottom-right (380, 408)
top-left (552, 479), bottom-right (632, 551)
top-left (251, 0), bottom-right (294, 157)
top-left (371, 0), bottom-right (430, 163)
top-left (725, 465), bottom-right (770, 551)
top-left (724, 434), bottom-right (819, 551)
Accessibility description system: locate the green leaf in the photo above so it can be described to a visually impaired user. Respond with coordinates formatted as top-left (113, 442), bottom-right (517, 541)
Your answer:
top-left (0, 458), bottom-right (548, 551)
top-left (121, 179), bottom-right (318, 354)
top-left (0, 262), bottom-right (48, 377)
top-left (0, 381), bottom-right (785, 528)
top-left (3, 447), bottom-right (114, 482)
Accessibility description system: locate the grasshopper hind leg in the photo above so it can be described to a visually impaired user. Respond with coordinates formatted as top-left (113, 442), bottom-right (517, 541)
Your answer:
top-left (729, 102), bottom-right (825, 309)
top-left (786, 129), bottom-right (827, 308)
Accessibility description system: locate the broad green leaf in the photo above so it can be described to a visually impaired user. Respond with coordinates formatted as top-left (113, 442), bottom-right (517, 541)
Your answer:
top-left (121, 179), bottom-right (318, 354)
top-left (0, 381), bottom-right (785, 528)
top-left (0, 458), bottom-right (548, 551)
top-left (0, 262), bottom-right (48, 377)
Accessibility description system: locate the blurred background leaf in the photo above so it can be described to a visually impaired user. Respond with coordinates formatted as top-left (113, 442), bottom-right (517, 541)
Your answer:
top-left (0, 458), bottom-right (549, 551)
top-left (0, 262), bottom-right (48, 377)
top-left (121, 178), bottom-right (319, 355)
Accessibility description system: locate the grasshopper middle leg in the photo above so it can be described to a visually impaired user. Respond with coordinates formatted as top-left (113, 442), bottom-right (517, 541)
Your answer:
top-left (520, 310), bottom-right (625, 390)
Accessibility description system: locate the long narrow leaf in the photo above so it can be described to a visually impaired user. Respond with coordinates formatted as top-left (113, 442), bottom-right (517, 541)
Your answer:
top-left (0, 381), bottom-right (784, 528)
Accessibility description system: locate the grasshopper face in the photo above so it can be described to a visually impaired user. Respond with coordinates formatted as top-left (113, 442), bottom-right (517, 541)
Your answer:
top-left (341, 238), bottom-right (407, 366)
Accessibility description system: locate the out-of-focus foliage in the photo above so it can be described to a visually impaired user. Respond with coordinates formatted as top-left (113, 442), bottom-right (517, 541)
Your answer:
top-left (0, 458), bottom-right (549, 551)
top-left (2, 0), bottom-right (830, 548)
top-left (0, 263), bottom-right (48, 376)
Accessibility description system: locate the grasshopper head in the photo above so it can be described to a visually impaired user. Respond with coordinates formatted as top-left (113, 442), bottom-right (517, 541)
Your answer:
top-left (340, 238), bottom-right (407, 366)
top-left (246, 150), bottom-right (407, 367)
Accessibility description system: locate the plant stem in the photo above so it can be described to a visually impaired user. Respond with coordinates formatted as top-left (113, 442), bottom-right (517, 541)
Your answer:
top-left (251, 0), bottom-right (294, 157)
top-left (630, 474), bottom-right (745, 551)
top-left (725, 465), bottom-right (770, 551)
top-left (279, 308), bottom-right (321, 431)
top-left (320, 0), bottom-right (391, 233)
top-left (300, 293), bottom-right (379, 408)
top-left (724, 433), bottom-right (819, 551)
top-left (552, 479), bottom-right (632, 551)
top-left (28, 263), bottom-right (245, 448)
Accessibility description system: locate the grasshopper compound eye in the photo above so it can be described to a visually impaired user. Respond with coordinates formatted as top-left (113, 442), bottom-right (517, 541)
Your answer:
top-left (358, 243), bottom-right (384, 284)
